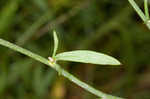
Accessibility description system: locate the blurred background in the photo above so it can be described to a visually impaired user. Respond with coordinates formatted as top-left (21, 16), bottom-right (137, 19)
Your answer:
top-left (0, 0), bottom-right (150, 99)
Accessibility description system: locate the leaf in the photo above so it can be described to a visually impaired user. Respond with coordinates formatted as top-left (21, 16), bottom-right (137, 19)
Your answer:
top-left (55, 50), bottom-right (121, 65)
top-left (52, 30), bottom-right (59, 58)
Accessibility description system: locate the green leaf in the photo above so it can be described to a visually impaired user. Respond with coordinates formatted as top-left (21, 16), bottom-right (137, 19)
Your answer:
top-left (55, 50), bottom-right (121, 65)
top-left (52, 30), bottom-right (59, 58)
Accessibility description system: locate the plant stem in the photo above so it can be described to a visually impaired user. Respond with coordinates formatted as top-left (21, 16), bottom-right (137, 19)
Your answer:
top-left (128, 0), bottom-right (146, 22)
top-left (0, 38), bottom-right (123, 99)
top-left (128, 0), bottom-right (150, 29)
top-left (144, 0), bottom-right (149, 20)
top-left (144, 0), bottom-right (150, 30)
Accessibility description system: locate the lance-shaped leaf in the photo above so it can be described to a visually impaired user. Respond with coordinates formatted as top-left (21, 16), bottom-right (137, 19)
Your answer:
top-left (55, 50), bottom-right (121, 65)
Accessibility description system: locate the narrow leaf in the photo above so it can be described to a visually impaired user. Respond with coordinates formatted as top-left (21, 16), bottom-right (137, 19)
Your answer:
top-left (52, 30), bottom-right (58, 57)
top-left (55, 50), bottom-right (121, 65)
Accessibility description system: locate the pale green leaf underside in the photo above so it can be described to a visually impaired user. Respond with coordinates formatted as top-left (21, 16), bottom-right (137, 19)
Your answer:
top-left (55, 50), bottom-right (121, 65)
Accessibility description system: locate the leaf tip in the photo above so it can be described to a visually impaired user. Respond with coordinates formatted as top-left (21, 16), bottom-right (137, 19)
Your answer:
top-left (53, 30), bottom-right (56, 34)
top-left (112, 59), bottom-right (122, 66)
top-left (53, 30), bottom-right (57, 38)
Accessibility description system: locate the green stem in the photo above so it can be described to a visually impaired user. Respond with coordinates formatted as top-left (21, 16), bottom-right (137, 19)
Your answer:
top-left (128, 0), bottom-right (146, 22)
top-left (128, 0), bottom-right (150, 29)
top-left (144, 0), bottom-right (149, 20)
top-left (144, 0), bottom-right (150, 30)
top-left (0, 38), bottom-right (123, 99)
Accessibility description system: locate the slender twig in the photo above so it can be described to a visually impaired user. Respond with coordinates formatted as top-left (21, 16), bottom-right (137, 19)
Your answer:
top-left (0, 38), bottom-right (123, 99)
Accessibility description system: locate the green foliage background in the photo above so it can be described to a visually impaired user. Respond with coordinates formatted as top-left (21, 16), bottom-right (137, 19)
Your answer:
top-left (0, 0), bottom-right (150, 99)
